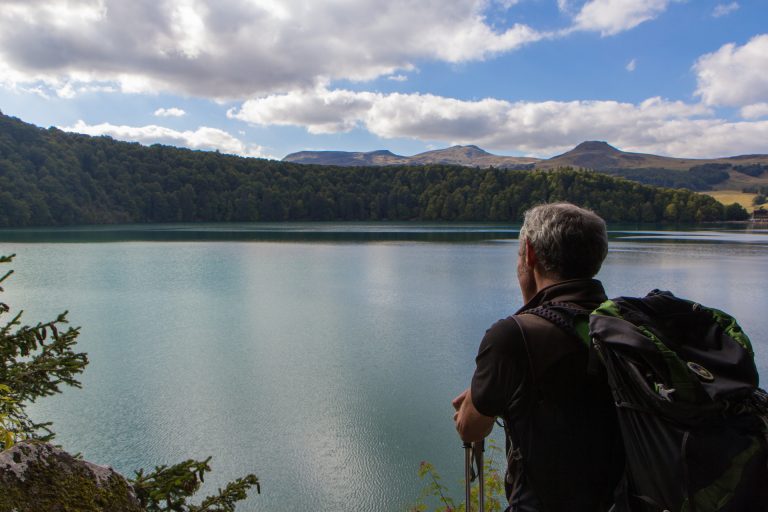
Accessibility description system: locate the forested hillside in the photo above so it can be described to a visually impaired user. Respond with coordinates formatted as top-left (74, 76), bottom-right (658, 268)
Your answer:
top-left (0, 112), bottom-right (748, 226)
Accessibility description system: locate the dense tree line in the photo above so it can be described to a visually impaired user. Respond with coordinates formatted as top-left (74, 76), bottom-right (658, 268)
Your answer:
top-left (604, 163), bottom-right (767, 191)
top-left (602, 164), bottom-right (732, 191)
top-left (0, 112), bottom-right (749, 227)
top-left (743, 185), bottom-right (768, 195)
top-left (733, 164), bottom-right (768, 178)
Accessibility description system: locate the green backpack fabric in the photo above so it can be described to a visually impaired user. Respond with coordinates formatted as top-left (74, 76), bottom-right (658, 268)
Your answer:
top-left (528, 290), bottom-right (768, 512)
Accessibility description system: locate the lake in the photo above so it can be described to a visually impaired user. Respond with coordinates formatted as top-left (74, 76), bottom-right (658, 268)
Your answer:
top-left (2, 223), bottom-right (768, 511)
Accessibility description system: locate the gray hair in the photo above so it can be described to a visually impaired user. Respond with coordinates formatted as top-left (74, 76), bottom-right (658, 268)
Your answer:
top-left (519, 202), bottom-right (608, 279)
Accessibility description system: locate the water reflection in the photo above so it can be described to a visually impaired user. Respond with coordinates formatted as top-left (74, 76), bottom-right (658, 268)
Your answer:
top-left (1, 222), bottom-right (767, 244)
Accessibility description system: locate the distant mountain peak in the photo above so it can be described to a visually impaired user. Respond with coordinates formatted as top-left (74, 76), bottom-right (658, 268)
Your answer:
top-left (283, 144), bottom-right (538, 168)
top-left (572, 141), bottom-right (620, 152)
top-left (448, 144), bottom-right (485, 151)
top-left (417, 145), bottom-right (493, 159)
top-left (459, 145), bottom-right (490, 155)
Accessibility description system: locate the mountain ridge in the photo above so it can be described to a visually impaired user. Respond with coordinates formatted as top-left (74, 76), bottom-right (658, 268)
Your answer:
top-left (284, 140), bottom-right (768, 170)
top-left (283, 141), bottom-right (768, 190)
top-left (283, 145), bottom-right (539, 169)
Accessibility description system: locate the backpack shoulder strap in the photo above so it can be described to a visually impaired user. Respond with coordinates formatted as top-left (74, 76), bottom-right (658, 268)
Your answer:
top-left (520, 301), bottom-right (603, 377)
top-left (509, 315), bottom-right (537, 396)
top-left (524, 301), bottom-right (592, 347)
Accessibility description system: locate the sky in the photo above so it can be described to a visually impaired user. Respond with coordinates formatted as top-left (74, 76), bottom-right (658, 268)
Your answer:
top-left (0, 0), bottom-right (767, 161)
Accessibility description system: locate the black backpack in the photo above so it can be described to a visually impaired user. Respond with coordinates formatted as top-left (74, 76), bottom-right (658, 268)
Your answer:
top-left (528, 290), bottom-right (768, 512)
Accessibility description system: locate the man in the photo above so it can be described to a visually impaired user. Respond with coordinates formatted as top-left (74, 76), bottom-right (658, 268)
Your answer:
top-left (452, 202), bottom-right (624, 512)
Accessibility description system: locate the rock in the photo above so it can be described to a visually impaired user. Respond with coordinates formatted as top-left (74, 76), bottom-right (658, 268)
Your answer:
top-left (0, 441), bottom-right (142, 512)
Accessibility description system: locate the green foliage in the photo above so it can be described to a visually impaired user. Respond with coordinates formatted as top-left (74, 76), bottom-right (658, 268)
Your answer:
top-left (411, 461), bottom-right (456, 511)
top-left (0, 254), bottom-right (86, 448)
top-left (734, 164), bottom-right (768, 178)
top-left (0, 383), bottom-right (23, 448)
top-left (0, 112), bottom-right (735, 226)
top-left (132, 458), bottom-right (260, 512)
top-left (0, 254), bottom-right (259, 510)
top-left (742, 185), bottom-right (768, 195)
top-left (411, 440), bottom-right (505, 512)
top-left (602, 165), bottom-right (730, 191)
top-left (724, 202), bottom-right (750, 221)
top-left (753, 194), bottom-right (767, 206)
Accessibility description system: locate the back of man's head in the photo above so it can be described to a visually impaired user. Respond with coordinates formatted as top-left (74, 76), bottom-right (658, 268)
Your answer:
top-left (519, 202), bottom-right (608, 280)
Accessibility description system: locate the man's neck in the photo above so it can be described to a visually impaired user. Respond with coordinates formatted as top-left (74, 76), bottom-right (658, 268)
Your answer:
top-left (521, 269), bottom-right (560, 303)
top-left (533, 264), bottom-right (563, 292)
top-left (534, 273), bottom-right (560, 293)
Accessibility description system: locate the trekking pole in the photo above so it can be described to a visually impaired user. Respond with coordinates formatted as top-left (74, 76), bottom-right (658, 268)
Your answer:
top-left (476, 439), bottom-right (485, 512)
top-left (463, 441), bottom-right (485, 512)
top-left (464, 442), bottom-right (472, 511)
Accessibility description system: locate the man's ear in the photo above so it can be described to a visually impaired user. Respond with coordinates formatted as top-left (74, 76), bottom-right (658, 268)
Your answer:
top-left (524, 238), bottom-right (538, 268)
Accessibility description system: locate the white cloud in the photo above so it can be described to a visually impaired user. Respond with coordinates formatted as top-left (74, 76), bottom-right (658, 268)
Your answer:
top-left (226, 87), bottom-right (768, 159)
top-left (60, 120), bottom-right (270, 158)
top-left (494, 0), bottom-right (521, 8)
top-left (637, 119), bottom-right (768, 158)
top-left (228, 88), bottom-right (381, 134)
top-left (51, 81), bottom-right (119, 98)
top-left (712, 2), bottom-right (739, 18)
top-left (557, 0), bottom-right (573, 14)
top-left (0, 0), bottom-right (544, 99)
top-left (23, 86), bottom-right (52, 99)
top-left (366, 93), bottom-right (512, 142)
top-left (387, 74), bottom-right (409, 82)
top-left (154, 107), bottom-right (186, 117)
top-left (694, 34), bottom-right (768, 107)
top-left (741, 103), bottom-right (768, 120)
top-left (169, 0), bottom-right (209, 59)
top-left (571, 0), bottom-right (674, 36)
top-left (626, 58), bottom-right (637, 71)
top-left (0, 0), bottom-right (683, 101)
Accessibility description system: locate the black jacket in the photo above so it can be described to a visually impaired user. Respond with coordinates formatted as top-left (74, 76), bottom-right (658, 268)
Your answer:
top-left (472, 279), bottom-right (624, 512)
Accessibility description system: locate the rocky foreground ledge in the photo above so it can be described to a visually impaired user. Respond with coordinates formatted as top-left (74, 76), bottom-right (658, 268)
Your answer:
top-left (0, 441), bottom-right (141, 511)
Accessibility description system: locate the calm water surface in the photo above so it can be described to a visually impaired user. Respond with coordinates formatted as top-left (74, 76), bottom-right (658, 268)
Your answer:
top-left (1, 223), bottom-right (767, 511)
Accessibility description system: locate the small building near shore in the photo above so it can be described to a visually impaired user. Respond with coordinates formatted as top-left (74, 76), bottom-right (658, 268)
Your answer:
top-left (752, 208), bottom-right (768, 223)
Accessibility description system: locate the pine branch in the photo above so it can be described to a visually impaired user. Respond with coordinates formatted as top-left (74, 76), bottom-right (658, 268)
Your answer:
top-left (132, 458), bottom-right (259, 512)
top-left (192, 475), bottom-right (260, 512)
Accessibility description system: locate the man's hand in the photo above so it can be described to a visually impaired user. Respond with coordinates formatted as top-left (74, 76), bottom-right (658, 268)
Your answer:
top-left (452, 387), bottom-right (495, 443)
top-left (451, 388), bottom-right (469, 412)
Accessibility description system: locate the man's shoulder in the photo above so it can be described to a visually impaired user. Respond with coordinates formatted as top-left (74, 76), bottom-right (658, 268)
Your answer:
top-left (481, 316), bottom-right (526, 354)
top-left (486, 315), bottom-right (524, 339)
top-left (485, 307), bottom-right (575, 344)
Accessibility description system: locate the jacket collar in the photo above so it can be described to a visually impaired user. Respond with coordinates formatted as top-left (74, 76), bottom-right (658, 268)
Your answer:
top-left (515, 278), bottom-right (607, 315)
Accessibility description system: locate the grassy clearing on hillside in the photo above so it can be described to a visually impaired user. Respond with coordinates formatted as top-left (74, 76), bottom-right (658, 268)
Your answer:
top-left (715, 173), bottom-right (768, 193)
top-left (703, 190), bottom-right (758, 212)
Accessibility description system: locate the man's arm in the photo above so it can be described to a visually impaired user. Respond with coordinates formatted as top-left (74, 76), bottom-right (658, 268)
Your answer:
top-left (452, 387), bottom-right (495, 443)
top-left (455, 317), bottom-right (526, 442)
